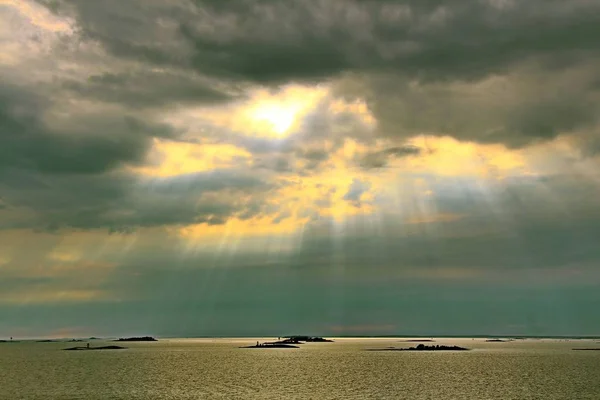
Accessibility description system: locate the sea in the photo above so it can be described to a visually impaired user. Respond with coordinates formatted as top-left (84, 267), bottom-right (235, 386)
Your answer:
top-left (1, 338), bottom-right (599, 399)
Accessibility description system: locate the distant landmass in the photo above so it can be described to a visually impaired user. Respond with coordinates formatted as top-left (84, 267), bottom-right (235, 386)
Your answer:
top-left (573, 348), bottom-right (600, 351)
top-left (401, 339), bottom-right (435, 342)
top-left (64, 345), bottom-right (126, 351)
top-left (284, 336), bottom-right (334, 343)
top-left (239, 336), bottom-right (334, 349)
top-left (367, 344), bottom-right (469, 352)
top-left (486, 339), bottom-right (509, 342)
top-left (115, 336), bottom-right (157, 342)
top-left (240, 343), bottom-right (299, 349)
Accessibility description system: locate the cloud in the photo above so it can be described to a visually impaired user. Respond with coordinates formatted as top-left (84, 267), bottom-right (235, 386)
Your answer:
top-left (61, 70), bottom-right (239, 109)
top-left (333, 64), bottom-right (600, 148)
top-left (359, 145), bottom-right (422, 169)
top-left (0, 81), bottom-right (175, 175)
top-left (0, 168), bottom-right (271, 232)
top-left (343, 178), bottom-right (372, 207)
top-left (28, 0), bottom-right (600, 152)
top-left (39, 0), bottom-right (600, 83)
top-left (0, 0), bottom-right (599, 336)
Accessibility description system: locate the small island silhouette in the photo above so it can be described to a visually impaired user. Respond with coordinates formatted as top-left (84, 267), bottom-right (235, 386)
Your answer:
top-left (367, 344), bottom-right (469, 352)
top-left (241, 336), bottom-right (334, 348)
top-left (240, 343), bottom-right (299, 349)
top-left (64, 345), bottom-right (127, 351)
top-left (486, 339), bottom-right (508, 342)
top-left (283, 336), bottom-right (334, 343)
top-left (114, 336), bottom-right (157, 342)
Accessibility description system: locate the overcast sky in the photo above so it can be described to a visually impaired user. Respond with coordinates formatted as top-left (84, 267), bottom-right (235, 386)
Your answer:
top-left (1, 0), bottom-right (600, 338)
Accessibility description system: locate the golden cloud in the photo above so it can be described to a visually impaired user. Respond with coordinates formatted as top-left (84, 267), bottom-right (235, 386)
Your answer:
top-left (0, 0), bottom-right (72, 33)
top-left (130, 139), bottom-right (252, 177)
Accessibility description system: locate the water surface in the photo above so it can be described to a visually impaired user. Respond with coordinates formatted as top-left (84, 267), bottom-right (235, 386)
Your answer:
top-left (1, 338), bottom-right (599, 399)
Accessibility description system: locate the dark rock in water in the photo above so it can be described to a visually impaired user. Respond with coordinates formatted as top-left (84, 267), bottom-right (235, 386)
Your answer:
top-left (115, 336), bottom-right (157, 342)
top-left (36, 340), bottom-right (56, 343)
top-left (573, 348), bottom-right (600, 351)
top-left (486, 339), bottom-right (507, 342)
top-left (284, 336), bottom-right (333, 343)
top-left (401, 339), bottom-right (435, 342)
top-left (367, 344), bottom-right (469, 351)
top-left (64, 345), bottom-right (126, 351)
top-left (240, 343), bottom-right (299, 349)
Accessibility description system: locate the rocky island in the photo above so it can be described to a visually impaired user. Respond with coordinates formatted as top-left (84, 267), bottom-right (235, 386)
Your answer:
top-left (241, 342), bottom-right (299, 349)
top-left (367, 344), bottom-right (469, 351)
top-left (64, 345), bottom-right (127, 351)
top-left (284, 336), bottom-right (334, 343)
top-left (114, 336), bottom-right (157, 342)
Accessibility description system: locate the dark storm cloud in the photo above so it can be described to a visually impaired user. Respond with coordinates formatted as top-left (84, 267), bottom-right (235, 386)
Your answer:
top-left (0, 81), bottom-right (173, 175)
top-left (0, 168), bottom-right (271, 232)
top-left (61, 70), bottom-right (240, 109)
top-left (337, 68), bottom-right (600, 148)
top-left (0, 80), bottom-right (270, 232)
top-left (37, 0), bottom-right (600, 82)
top-left (34, 0), bottom-right (600, 149)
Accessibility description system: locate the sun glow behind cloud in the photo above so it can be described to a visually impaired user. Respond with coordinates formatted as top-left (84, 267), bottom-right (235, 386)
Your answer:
top-left (162, 84), bottom-right (329, 139)
top-left (249, 102), bottom-right (300, 135)
top-left (244, 85), bottom-right (329, 136)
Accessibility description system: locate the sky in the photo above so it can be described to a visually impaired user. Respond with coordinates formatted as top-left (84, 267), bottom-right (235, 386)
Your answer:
top-left (1, 0), bottom-right (600, 338)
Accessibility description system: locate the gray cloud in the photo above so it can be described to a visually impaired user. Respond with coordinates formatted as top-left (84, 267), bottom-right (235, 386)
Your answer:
top-left (343, 178), bottom-right (372, 207)
top-left (359, 145), bottom-right (422, 169)
top-left (31, 0), bottom-right (600, 150)
top-left (333, 64), bottom-right (600, 147)
top-left (61, 70), bottom-right (240, 109)
top-left (0, 79), bottom-right (270, 231)
top-left (0, 168), bottom-right (271, 232)
top-left (38, 0), bottom-right (600, 83)
top-left (0, 81), bottom-right (174, 175)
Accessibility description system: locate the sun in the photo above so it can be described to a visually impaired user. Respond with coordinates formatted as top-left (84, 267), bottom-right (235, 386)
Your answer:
top-left (250, 102), bottom-right (301, 135)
